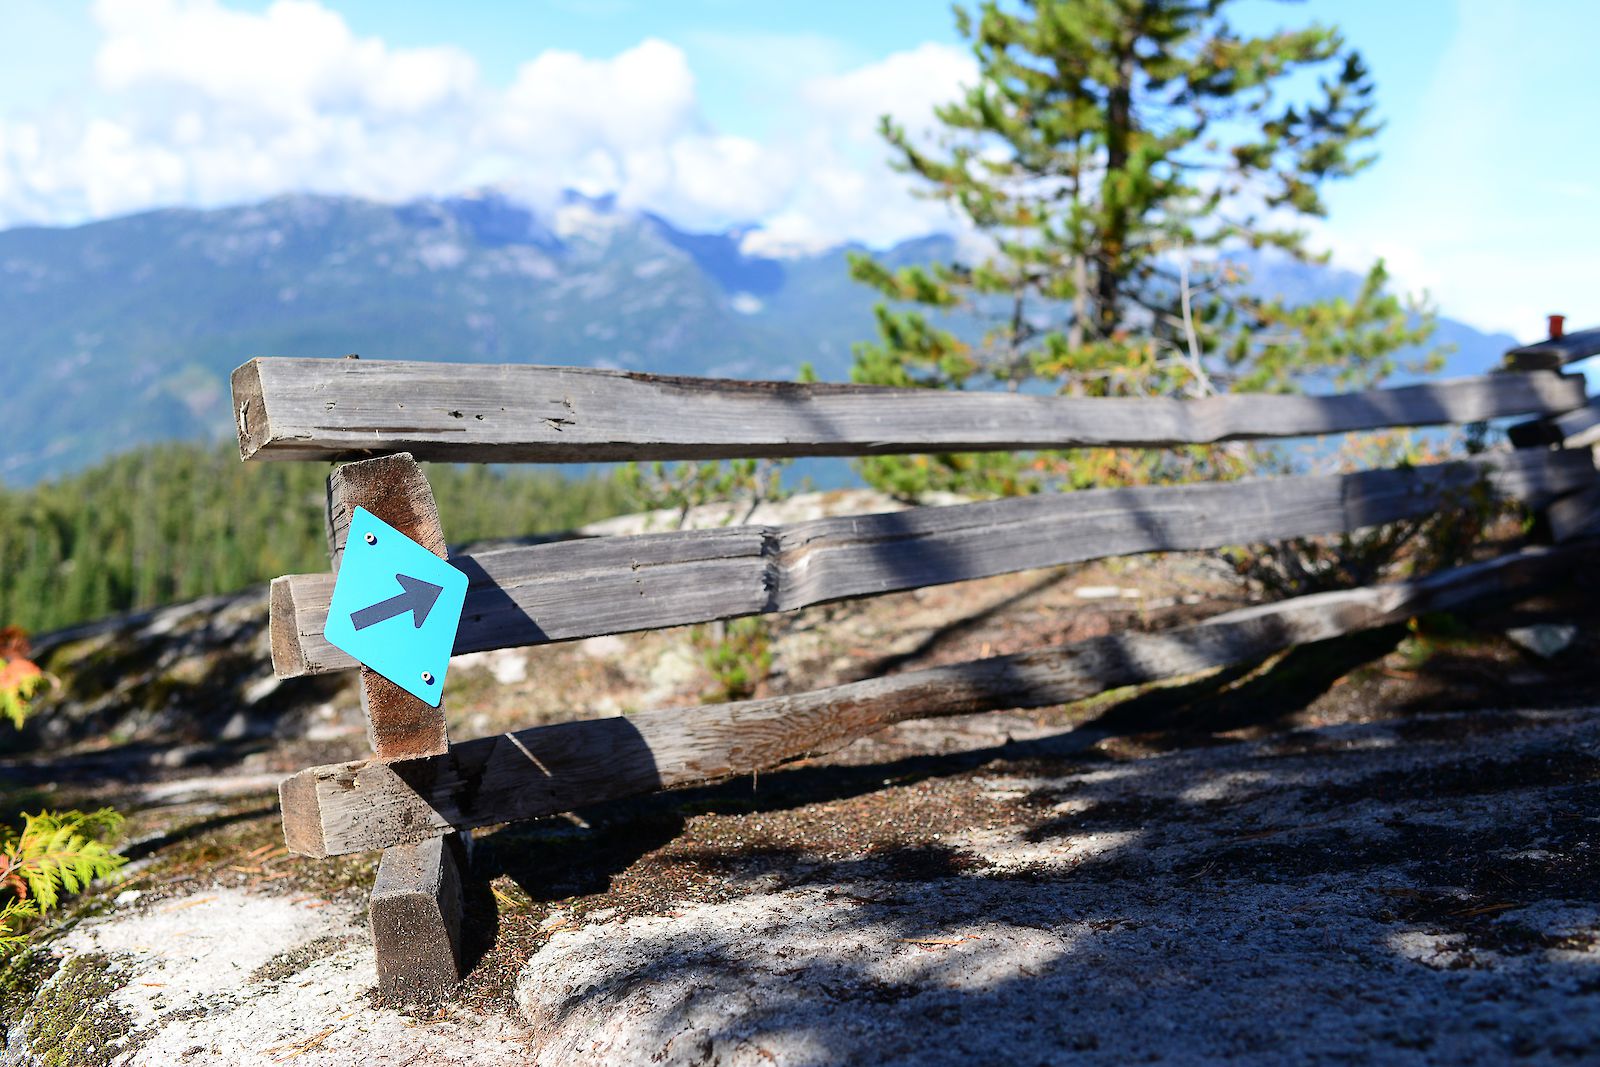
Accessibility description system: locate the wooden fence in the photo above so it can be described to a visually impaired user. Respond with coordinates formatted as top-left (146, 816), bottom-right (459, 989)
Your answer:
top-left (233, 343), bottom-right (1600, 1001)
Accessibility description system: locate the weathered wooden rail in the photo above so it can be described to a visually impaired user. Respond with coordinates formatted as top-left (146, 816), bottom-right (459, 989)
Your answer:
top-left (1505, 325), bottom-right (1600, 371)
top-left (233, 333), bottom-right (1600, 1001)
top-left (277, 542), bottom-right (1588, 859)
top-left (235, 359), bottom-right (1581, 462)
top-left (269, 450), bottom-right (1591, 678)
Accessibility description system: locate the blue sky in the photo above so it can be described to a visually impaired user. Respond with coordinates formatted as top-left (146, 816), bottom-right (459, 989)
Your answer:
top-left (1, 0), bottom-right (1595, 339)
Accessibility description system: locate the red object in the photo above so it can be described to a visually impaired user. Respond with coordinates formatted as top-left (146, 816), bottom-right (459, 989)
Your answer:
top-left (1548, 314), bottom-right (1566, 340)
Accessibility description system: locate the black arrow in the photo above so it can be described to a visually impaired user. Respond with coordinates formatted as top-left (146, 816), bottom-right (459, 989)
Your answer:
top-left (351, 574), bottom-right (444, 631)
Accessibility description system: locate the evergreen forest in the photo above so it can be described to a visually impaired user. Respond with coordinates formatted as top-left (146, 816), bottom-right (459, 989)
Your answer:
top-left (0, 442), bottom-right (637, 634)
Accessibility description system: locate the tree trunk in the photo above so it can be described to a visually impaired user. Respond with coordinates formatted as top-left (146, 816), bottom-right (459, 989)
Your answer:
top-left (1095, 38), bottom-right (1136, 339)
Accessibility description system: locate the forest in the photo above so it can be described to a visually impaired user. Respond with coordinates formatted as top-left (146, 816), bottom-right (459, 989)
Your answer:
top-left (0, 442), bottom-right (637, 634)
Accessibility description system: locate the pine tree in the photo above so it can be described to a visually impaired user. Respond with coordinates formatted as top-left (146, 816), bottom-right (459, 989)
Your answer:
top-left (0, 442), bottom-right (643, 634)
top-left (851, 0), bottom-right (1442, 497)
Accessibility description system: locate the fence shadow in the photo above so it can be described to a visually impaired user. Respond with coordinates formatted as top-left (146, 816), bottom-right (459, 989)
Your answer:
top-left (508, 700), bottom-right (1600, 1062)
top-left (1082, 624), bottom-right (1410, 739)
top-left (450, 552), bottom-right (550, 650)
top-left (504, 698), bottom-right (1600, 1063)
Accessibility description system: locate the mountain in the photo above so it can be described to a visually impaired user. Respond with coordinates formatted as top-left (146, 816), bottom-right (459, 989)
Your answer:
top-left (0, 191), bottom-right (1524, 485)
top-left (0, 191), bottom-right (904, 484)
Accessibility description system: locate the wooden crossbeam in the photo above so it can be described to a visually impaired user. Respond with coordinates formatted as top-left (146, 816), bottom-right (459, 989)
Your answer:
top-left (231, 358), bottom-right (1585, 464)
top-left (1505, 326), bottom-right (1600, 371)
top-left (277, 542), bottom-right (1584, 858)
top-left (1509, 396), bottom-right (1600, 451)
top-left (268, 450), bottom-right (1597, 678)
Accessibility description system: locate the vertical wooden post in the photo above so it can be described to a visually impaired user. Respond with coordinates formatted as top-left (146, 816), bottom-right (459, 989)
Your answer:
top-left (326, 454), bottom-right (452, 759)
top-left (369, 835), bottom-right (469, 1003)
top-left (323, 452), bottom-right (468, 1002)
top-left (1504, 391), bottom-right (1563, 547)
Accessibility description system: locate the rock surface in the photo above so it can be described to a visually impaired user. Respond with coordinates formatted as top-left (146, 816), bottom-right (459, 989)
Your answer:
top-left (9, 491), bottom-right (1600, 1064)
top-left (514, 707), bottom-right (1600, 1065)
top-left (5, 888), bottom-right (534, 1065)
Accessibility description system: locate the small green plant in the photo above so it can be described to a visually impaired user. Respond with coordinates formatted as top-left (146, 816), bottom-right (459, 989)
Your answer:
top-left (0, 903), bottom-right (32, 949)
top-left (1226, 431), bottom-right (1508, 597)
top-left (0, 809), bottom-right (126, 947)
top-left (694, 618), bottom-right (775, 703)
top-left (0, 626), bottom-right (127, 952)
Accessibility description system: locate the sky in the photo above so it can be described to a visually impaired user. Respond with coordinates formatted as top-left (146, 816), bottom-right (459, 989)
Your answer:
top-left (0, 0), bottom-right (1594, 340)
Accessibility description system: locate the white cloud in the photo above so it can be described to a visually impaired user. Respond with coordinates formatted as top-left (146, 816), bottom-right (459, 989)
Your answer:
top-left (802, 42), bottom-right (971, 146)
top-left (0, 0), bottom-right (491, 221)
top-left (492, 41), bottom-right (697, 158)
top-left (93, 0), bottom-right (478, 118)
top-left (0, 0), bottom-right (977, 253)
top-left (743, 42), bottom-right (977, 255)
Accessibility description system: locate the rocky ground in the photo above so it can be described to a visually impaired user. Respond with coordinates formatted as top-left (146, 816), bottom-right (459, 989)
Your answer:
top-left (4, 492), bottom-right (1600, 1064)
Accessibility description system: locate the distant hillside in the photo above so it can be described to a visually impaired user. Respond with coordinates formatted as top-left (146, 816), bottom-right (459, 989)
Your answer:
top-left (0, 191), bottom-right (1523, 485)
top-left (0, 191), bottom-right (896, 484)
top-left (0, 440), bottom-right (637, 635)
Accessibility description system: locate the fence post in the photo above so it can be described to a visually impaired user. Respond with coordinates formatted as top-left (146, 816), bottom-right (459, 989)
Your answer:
top-left (1504, 321), bottom-right (1593, 543)
top-left (322, 452), bottom-right (469, 1002)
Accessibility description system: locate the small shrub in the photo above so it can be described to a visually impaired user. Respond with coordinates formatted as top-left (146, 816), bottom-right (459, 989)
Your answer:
top-left (618, 458), bottom-right (791, 529)
top-left (1226, 431), bottom-right (1509, 598)
top-left (694, 618), bottom-right (775, 703)
top-left (1, 626), bottom-right (126, 954)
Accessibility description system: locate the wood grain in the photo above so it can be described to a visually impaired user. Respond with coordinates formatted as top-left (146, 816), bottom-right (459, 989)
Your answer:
top-left (232, 358), bottom-right (1586, 463)
top-left (276, 543), bottom-right (1583, 857)
top-left (270, 450), bottom-right (1597, 678)
top-left (1510, 397), bottom-right (1600, 451)
top-left (1548, 483), bottom-right (1600, 543)
top-left (369, 834), bottom-right (465, 1003)
top-left (326, 454), bottom-right (451, 760)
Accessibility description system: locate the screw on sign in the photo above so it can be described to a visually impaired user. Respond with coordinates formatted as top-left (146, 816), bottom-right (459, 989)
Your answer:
top-left (322, 507), bottom-right (469, 706)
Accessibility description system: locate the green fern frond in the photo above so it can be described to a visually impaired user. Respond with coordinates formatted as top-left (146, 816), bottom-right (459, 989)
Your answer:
top-left (3, 809), bottom-right (126, 912)
top-left (0, 898), bottom-right (39, 947)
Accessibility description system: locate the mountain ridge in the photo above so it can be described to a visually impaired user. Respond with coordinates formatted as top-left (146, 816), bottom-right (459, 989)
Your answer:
top-left (1, 191), bottom-right (1521, 485)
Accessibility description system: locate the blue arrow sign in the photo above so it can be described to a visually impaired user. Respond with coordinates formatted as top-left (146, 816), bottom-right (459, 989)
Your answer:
top-left (351, 574), bottom-right (444, 631)
top-left (322, 507), bottom-right (468, 707)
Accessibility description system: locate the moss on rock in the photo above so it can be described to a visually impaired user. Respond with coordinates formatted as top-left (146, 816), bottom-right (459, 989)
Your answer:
top-left (0, 946), bottom-right (59, 1028)
top-left (21, 952), bottom-right (139, 1067)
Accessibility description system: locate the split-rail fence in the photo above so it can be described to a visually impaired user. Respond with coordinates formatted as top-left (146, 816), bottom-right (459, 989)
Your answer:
top-left (233, 324), bottom-right (1600, 1000)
